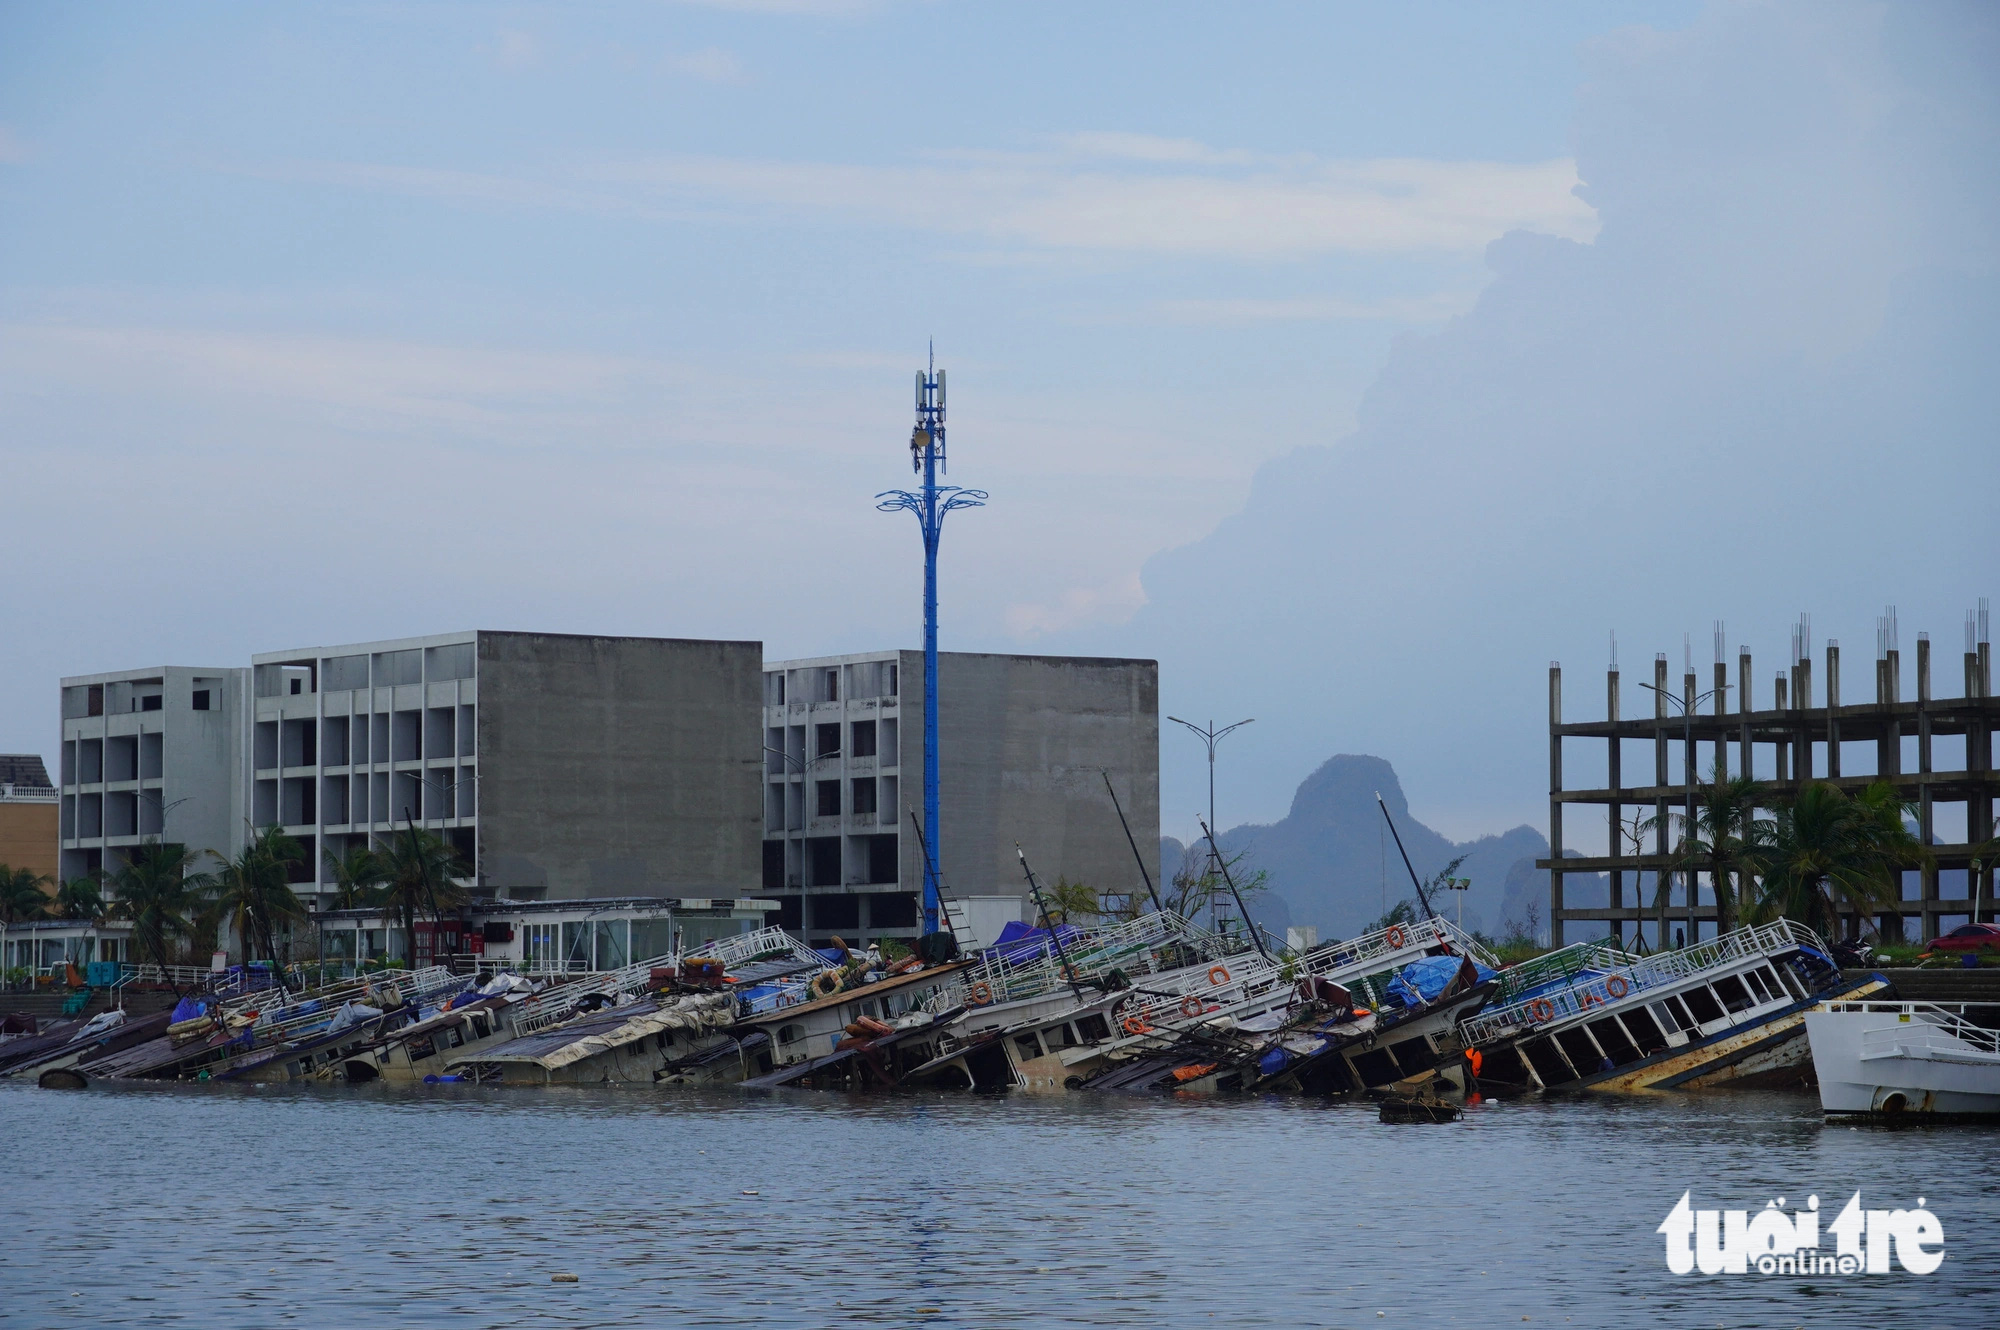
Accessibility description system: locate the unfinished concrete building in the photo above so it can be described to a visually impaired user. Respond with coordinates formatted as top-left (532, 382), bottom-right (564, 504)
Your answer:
top-left (760, 650), bottom-right (1160, 949)
top-left (1542, 605), bottom-right (1997, 947)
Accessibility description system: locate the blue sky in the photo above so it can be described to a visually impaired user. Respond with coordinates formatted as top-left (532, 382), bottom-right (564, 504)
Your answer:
top-left (5, 2), bottom-right (1993, 853)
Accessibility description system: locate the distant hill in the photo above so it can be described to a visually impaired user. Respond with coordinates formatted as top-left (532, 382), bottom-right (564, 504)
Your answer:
top-left (1161, 753), bottom-right (1605, 942)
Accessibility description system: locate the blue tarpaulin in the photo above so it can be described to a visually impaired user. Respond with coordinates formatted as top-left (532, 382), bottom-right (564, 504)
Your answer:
top-left (984, 921), bottom-right (1084, 964)
top-left (1386, 956), bottom-right (1497, 1008)
top-left (169, 996), bottom-right (211, 1023)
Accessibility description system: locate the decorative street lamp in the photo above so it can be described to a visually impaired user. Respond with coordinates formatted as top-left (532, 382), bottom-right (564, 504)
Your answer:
top-left (877, 352), bottom-right (987, 936)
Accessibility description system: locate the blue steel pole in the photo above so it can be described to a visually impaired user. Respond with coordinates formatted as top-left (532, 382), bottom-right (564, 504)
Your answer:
top-left (877, 362), bottom-right (984, 939)
top-left (922, 414), bottom-right (940, 931)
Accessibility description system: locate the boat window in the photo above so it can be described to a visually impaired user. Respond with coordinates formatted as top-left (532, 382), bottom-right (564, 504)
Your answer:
top-left (1766, 964), bottom-right (1803, 1001)
top-left (1740, 969), bottom-right (1772, 1004)
top-left (470, 1013), bottom-right (490, 1040)
top-left (407, 1036), bottom-right (437, 1061)
top-left (1587, 1019), bottom-right (1640, 1067)
top-left (1647, 1001), bottom-right (1684, 1034)
top-left (1680, 986), bottom-right (1724, 1026)
top-left (1619, 1008), bottom-right (1669, 1056)
top-left (1711, 975), bottom-right (1754, 1014)
top-left (445, 1025), bottom-right (465, 1048)
top-left (1522, 1038), bottom-right (1576, 1086)
top-left (1667, 994), bottom-right (1700, 1030)
top-left (1013, 1033), bottom-right (1044, 1061)
top-left (1555, 1027), bottom-right (1604, 1073)
top-left (777, 1024), bottom-right (805, 1045)
top-left (1076, 1013), bottom-right (1112, 1043)
top-left (1051, 1023), bottom-right (1079, 1048)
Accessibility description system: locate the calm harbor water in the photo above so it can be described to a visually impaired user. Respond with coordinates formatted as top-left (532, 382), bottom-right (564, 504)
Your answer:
top-left (3, 1080), bottom-right (1993, 1329)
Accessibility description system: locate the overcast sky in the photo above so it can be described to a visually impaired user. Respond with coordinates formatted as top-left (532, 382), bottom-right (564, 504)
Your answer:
top-left (3, 2), bottom-right (1992, 851)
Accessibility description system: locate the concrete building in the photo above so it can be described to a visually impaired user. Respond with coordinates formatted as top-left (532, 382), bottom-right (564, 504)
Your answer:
top-left (56, 667), bottom-right (250, 887)
top-left (761, 649), bottom-right (1160, 948)
top-left (1, 754), bottom-right (60, 885)
top-left (249, 631), bottom-right (765, 907)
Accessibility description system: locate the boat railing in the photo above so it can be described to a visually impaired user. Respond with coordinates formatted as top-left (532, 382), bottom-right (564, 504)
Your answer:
top-left (685, 926), bottom-right (824, 971)
top-left (1461, 919), bottom-right (1827, 1045)
top-left (506, 954), bottom-right (677, 1038)
top-left (223, 966), bottom-right (465, 1048)
top-left (1004, 914), bottom-right (1495, 1038)
top-left (942, 911), bottom-right (1242, 1011)
top-left (1831, 1002), bottom-right (2000, 1060)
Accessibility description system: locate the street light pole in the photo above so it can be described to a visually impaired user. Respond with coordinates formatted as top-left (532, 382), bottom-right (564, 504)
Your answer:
top-left (1167, 716), bottom-right (1253, 927)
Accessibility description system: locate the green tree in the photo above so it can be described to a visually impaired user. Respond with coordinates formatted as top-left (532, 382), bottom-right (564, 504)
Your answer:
top-left (1034, 875), bottom-right (1101, 928)
top-left (1748, 780), bottom-right (1927, 939)
top-left (1, 865), bottom-right (51, 924)
top-left (323, 843), bottom-right (386, 911)
top-left (376, 827), bottom-right (468, 965)
top-left (1162, 843), bottom-right (1271, 936)
top-left (1644, 764), bottom-right (1769, 938)
top-left (54, 876), bottom-right (106, 922)
top-left (205, 825), bottom-right (308, 965)
top-left (111, 842), bottom-right (210, 972)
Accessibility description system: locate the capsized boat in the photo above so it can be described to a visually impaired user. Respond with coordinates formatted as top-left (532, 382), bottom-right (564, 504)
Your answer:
top-left (1461, 920), bottom-right (1885, 1094)
top-left (1805, 999), bottom-right (2000, 1123)
top-left (907, 914), bottom-right (1498, 1093)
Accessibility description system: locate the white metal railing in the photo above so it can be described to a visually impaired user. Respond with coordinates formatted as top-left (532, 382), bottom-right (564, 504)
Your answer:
top-left (506, 954), bottom-right (678, 1038)
top-left (1834, 1002), bottom-right (2000, 1060)
top-left (1461, 919), bottom-right (1825, 1045)
top-left (686, 926), bottom-right (823, 971)
top-left (1102, 914), bottom-right (1495, 1034)
top-left (946, 911), bottom-right (1238, 1009)
top-left (0, 786), bottom-right (59, 803)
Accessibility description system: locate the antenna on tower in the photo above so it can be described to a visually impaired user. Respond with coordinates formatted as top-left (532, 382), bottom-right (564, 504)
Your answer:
top-left (1713, 620), bottom-right (1724, 666)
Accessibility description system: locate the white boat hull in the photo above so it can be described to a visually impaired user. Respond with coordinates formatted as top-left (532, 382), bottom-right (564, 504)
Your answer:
top-left (1805, 1002), bottom-right (2000, 1121)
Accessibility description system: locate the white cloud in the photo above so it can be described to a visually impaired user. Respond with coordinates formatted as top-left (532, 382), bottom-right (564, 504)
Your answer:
top-left (1145, 291), bottom-right (1482, 325)
top-left (493, 29), bottom-right (539, 71)
top-left (244, 139), bottom-right (1591, 261)
top-left (587, 150), bottom-right (1594, 258)
top-left (667, 47), bottom-right (744, 83)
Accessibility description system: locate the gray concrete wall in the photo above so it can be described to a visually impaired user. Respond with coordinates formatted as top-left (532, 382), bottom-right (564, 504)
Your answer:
top-left (908, 650), bottom-right (1160, 907)
top-left (477, 633), bottom-right (763, 900)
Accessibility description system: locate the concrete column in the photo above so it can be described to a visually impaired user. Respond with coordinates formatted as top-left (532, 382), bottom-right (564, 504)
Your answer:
top-left (1607, 666), bottom-right (1621, 942)
top-left (1774, 672), bottom-right (1790, 783)
top-left (1826, 643), bottom-right (1842, 782)
top-left (1918, 635), bottom-right (1937, 937)
top-left (1738, 650), bottom-right (1754, 782)
top-left (1549, 663), bottom-right (1564, 948)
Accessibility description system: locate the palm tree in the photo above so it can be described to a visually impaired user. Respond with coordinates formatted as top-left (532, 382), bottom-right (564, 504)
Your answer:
top-left (204, 825), bottom-right (307, 966)
top-left (375, 826), bottom-right (467, 965)
top-left (1, 865), bottom-right (52, 982)
top-left (1748, 780), bottom-right (1927, 939)
top-left (54, 876), bottom-right (107, 922)
top-left (1644, 764), bottom-right (1769, 939)
top-left (323, 843), bottom-right (386, 911)
top-left (111, 842), bottom-right (210, 973)
top-left (1, 865), bottom-right (51, 924)
top-left (1035, 876), bottom-right (1101, 929)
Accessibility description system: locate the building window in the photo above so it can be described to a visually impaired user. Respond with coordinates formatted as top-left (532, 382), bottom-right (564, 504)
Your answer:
top-left (816, 780), bottom-right (841, 817)
top-left (851, 720), bottom-right (877, 758)
top-left (808, 836), bottom-right (842, 887)
top-left (851, 778), bottom-right (877, 817)
top-left (815, 723), bottom-right (841, 760)
top-left (191, 689), bottom-right (211, 711)
top-left (140, 695), bottom-right (163, 712)
top-left (823, 668), bottom-right (839, 702)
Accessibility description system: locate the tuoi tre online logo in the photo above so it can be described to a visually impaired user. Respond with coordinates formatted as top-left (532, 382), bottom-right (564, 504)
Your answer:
top-left (1657, 1192), bottom-right (1944, 1276)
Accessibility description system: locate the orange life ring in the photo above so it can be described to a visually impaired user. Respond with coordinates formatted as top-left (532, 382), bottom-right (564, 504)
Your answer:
top-left (1384, 924), bottom-right (1408, 949)
top-left (1605, 975), bottom-right (1630, 999)
top-left (1207, 965), bottom-right (1231, 987)
top-left (1179, 994), bottom-right (1205, 1019)
top-left (1122, 1010), bottom-right (1154, 1036)
top-left (969, 981), bottom-right (994, 1006)
top-left (1527, 997), bottom-right (1555, 1022)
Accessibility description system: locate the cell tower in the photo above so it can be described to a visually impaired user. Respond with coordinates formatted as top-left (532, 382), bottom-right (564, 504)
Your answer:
top-left (876, 350), bottom-right (987, 936)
